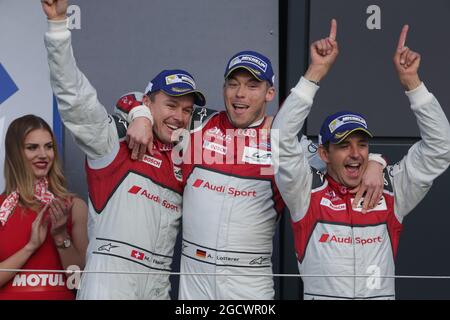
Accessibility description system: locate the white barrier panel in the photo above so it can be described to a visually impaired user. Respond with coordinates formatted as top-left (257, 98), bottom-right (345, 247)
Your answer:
top-left (0, 1), bottom-right (56, 192)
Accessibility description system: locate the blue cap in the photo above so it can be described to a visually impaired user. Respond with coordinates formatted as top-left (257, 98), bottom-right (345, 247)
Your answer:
top-left (144, 69), bottom-right (206, 106)
top-left (224, 50), bottom-right (275, 86)
top-left (319, 111), bottom-right (373, 145)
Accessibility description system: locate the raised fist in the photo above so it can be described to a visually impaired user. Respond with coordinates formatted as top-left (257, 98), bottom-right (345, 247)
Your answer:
top-left (41, 0), bottom-right (68, 21)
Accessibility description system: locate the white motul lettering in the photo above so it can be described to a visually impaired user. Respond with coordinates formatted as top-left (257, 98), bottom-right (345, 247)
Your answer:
top-left (12, 274), bottom-right (67, 287)
top-left (27, 274), bottom-right (40, 287)
top-left (366, 5), bottom-right (381, 30)
top-left (48, 274), bottom-right (58, 286)
top-left (39, 274), bottom-right (49, 286)
top-left (59, 274), bottom-right (65, 286)
top-left (12, 274), bottom-right (26, 287)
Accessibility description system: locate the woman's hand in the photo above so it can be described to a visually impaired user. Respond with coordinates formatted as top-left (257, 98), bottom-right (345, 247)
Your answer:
top-left (49, 198), bottom-right (70, 243)
top-left (25, 204), bottom-right (50, 252)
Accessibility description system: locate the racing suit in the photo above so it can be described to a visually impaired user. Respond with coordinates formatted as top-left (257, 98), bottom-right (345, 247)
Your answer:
top-left (128, 85), bottom-right (382, 300)
top-left (127, 96), bottom-right (325, 299)
top-left (45, 20), bottom-right (182, 299)
top-left (176, 108), bottom-right (323, 300)
top-left (272, 77), bottom-right (450, 299)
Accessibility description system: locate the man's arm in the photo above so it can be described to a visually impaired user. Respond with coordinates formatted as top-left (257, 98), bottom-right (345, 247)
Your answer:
top-left (42, 0), bottom-right (118, 160)
top-left (125, 103), bottom-right (218, 160)
top-left (272, 19), bottom-right (338, 221)
top-left (389, 25), bottom-right (450, 220)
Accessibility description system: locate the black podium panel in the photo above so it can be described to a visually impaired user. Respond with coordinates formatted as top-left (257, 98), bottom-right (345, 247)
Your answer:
top-left (307, 0), bottom-right (450, 138)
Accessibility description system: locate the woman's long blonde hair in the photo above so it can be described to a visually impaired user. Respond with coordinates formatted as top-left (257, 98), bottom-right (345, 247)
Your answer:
top-left (3, 115), bottom-right (72, 209)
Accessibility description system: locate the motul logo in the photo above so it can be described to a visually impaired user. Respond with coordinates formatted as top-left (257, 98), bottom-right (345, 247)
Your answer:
top-left (12, 273), bottom-right (66, 287)
top-left (192, 179), bottom-right (256, 197)
top-left (319, 233), bottom-right (383, 246)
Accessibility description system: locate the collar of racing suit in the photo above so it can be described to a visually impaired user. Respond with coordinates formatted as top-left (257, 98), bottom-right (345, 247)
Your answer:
top-left (325, 174), bottom-right (352, 196)
top-left (222, 112), bottom-right (267, 129)
top-left (152, 138), bottom-right (173, 153)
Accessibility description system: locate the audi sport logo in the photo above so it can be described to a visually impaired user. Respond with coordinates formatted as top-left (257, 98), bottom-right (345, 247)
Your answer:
top-left (192, 179), bottom-right (256, 197)
top-left (128, 185), bottom-right (180, 212)
top-left (319, 233), bottom-right (383, 246)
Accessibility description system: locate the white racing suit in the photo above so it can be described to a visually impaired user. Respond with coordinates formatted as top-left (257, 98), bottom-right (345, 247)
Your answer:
top-left (45, 20), bottom-right (183, 299)
top-left (272, 77), bottom-right (450, 299)
top-left (175, 109), bottom-right (324, 299)
top-left (127, 94), bottom-right (326, 300)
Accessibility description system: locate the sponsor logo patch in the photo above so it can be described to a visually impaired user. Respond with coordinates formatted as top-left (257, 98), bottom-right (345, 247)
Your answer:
top-left (205, 126), bottom-right (232, 142)
top-left (319, 233), bottom-right (383, 246)
top-left (173, 166), bottom-right (183, 182)
top-left (192, 179), bottom-right (257, 197)
top-left (141, 155), bottom-right (162, 168)
top-left (203, 140), bottom-right (227, 155)
top-left (351, 196), bottom-right (387, 212)
top-left (328, 115), bottom-right (367, 133)
top-left (320, 197), bottom-right (346, 211)
top-left (242, 146), bottom-right (272, 165)
top-left (165, 74), bottom-right (196, 88)
top-left (228, 54), bottom-right (268, 72)
top-left (98, 243), bottom-right (119, 252)
top-left (171, 86), bottom-right (191, 93)
top-left (128, 185), bottom-right (180, 212)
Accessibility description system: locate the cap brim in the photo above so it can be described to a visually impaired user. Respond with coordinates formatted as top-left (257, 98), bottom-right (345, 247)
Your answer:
top-left (225, 66), bottom-right (266, 83)
top-left (332, 127), bottom-right (373, 144)
top-left (161, 89), bottom-right (206, 107)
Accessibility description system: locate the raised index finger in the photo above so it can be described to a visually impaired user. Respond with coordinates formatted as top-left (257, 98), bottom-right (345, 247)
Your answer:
top-left (329, 19), bottom-right (337, 41)
top-left (397, 25), bottom-right (409, 51)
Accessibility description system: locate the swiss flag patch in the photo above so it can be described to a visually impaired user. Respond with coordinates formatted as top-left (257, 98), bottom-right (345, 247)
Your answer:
top-left (131, 250), bottom-right (145, 260)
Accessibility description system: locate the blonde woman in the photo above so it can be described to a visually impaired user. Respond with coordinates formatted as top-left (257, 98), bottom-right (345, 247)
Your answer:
top-left (0, 115), bottom-right (88, 299)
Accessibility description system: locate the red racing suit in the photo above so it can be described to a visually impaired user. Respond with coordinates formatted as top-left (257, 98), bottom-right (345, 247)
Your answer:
top-left (272, 77), bottom-right (450, 299)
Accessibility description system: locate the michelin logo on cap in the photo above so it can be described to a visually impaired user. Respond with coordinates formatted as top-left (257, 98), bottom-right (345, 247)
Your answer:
top-left (165, 74), bottom-right (197, 88)
top-left (229, 55), bottom-right (268, 72)
top-left (329, 115), bottom-right (368, 133)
